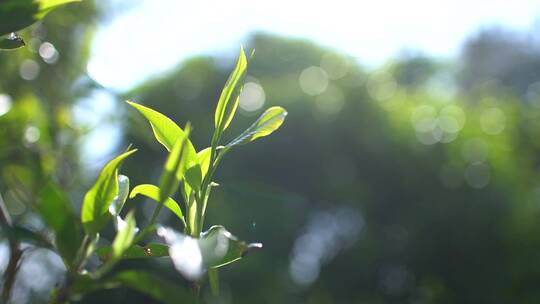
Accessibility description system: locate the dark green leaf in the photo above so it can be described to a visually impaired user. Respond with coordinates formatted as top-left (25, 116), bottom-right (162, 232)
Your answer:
top-left (0, 33), bottom-right (25, 50)
top-left (129, 184), bottom-right (185, 225)
top-left (226, 106), bottom-right (287, 147)
top-left (81, 149), bottom-right (137, 234)
top-left (96, 243), bottom-right (169, 261)
top-left (37, 183), bottom-right (82, 264)
top-left (0, 224), bottom-right (51, 248)
top-left (108, 270), bottom-right (196, 304)
top-left (0, 0), bottom-right (81, 36)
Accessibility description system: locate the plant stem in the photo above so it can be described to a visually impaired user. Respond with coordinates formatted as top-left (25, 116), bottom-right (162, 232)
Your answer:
top-left (0, 192), bottom-right (23, 304)
top-left (149, 202), bottom-right (163, 226)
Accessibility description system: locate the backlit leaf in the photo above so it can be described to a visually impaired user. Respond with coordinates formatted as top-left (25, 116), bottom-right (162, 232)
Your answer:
top-left (159, 125), bottom-right (190, 201)
top-left (214, 47), bottom-right (247, 133)
top-left (227, 106), bottom-right (287, 147)
top-left (126, 101), bottom-right (196, 156)
top-left (81, 149), bottom-right (137, 234)
top-left (129, 184), bottom-right (185, 225)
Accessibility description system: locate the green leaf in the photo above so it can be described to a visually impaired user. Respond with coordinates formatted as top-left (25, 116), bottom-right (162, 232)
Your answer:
top-left (0, 0), bottom-right (81, 36)
top-left (226, 106), bottom-right (287, 147)
top-left (108, 174), bottom-right (129, 217)
top-left (0, 33), bottom-right (25, 50)
top-left (125, 101), bottom-right (196, 156)
top-left (37, 183), bottom-right (82, 265)
top-left (106, 271), bottom-right (196, 304)
top-left (96, 243), bottom-right (169, 261)
top-left (197, 147), bottom-right (212, 178)
top-left (158, 225), bottom-right (262, 280)
top-left (214, 47), bottom-right (247, 133)
top-left (81, 149), bottom-right (137, 234)
top-left (111, 211), bottom-right (136, 260)
top-left (159, 124), bottom-right (191, 201)
top-left (184, 163), bottom-right (202, 193)
top-left (129, 184), bottom-right (185, 226)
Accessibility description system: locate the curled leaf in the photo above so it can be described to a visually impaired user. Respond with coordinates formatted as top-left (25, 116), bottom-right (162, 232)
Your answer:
top-left (157, 225), bottom-right (262, 280)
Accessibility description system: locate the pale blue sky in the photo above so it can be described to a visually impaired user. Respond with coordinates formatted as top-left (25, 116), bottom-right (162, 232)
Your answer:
top-left (87, 0), bottom-right (540, 91)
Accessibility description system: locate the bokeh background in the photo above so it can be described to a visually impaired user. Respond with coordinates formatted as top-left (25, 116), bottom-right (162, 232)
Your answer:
top-left (2, 0), bottom-right (540, 303)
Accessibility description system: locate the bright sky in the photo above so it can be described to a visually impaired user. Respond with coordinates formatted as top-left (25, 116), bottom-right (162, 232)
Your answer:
top-left (87, 0), bottom-right (540, 91)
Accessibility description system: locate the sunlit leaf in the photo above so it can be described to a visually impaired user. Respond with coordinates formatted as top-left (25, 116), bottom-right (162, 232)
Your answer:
top-left (111, 211), bottom-right (136, 260)
top-left (37, 183), bottom-right (82, 264)
top-left (158, 225), bottom-right (262, 280)
top-left (197, 147), bottom-right (212, 178)
top-left (129, 184), bottom-right (185, 225)
top-left (0, 33), bottom-right (25, 50)
top-left (0, 0), bottom-right (81, 36)
top-left (159, 125), bottom-right (191, 201)
top-left (96, 243), bottom-right (169, 261)
top-left (214, 47), bottom-right (247, 133)
top-left (125, 101), bottom-right (196, 156)
top-left (227, 106), bottom-right (287, 147)
top-left (81, 149), bottom-right (137, 234)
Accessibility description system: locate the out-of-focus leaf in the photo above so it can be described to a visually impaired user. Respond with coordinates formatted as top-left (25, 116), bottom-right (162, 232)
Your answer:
top-left (159, 125), bottom-right (190, 201)
top-left (0, 224), bottom-right (51, 248)
top-left (106, 270), bottom-right (196, 304)
top-left (0, 33), bottom-right (25, 50)
top-left (129, 184), bottom-right (185, 225)
top-left (157, 225), bottom-right (262, 280)
top-left (214, 47), bottom-right (247, 133)
top-left (111, 211), bottom-right (136, 260)
top-left (126, 101), bottom-right (196, 156)
top-left (226, 106), bottom-right (287, 147)
top-left (96, 243), bottom-right (169, 261)
top-left (81, 149), bottom-right (137, 234)
top-left (108, 174), bottom-right (129, 217)
top-left (0, 0), bottom-right (81, 36)
top-left (37, 183), bottom-right (82, 264)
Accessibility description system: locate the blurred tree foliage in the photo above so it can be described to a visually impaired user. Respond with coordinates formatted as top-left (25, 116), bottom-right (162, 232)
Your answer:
top-left (3, 2), bottom-right (540, 302)
top-left (121, 30), bottom-right (540, 304)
